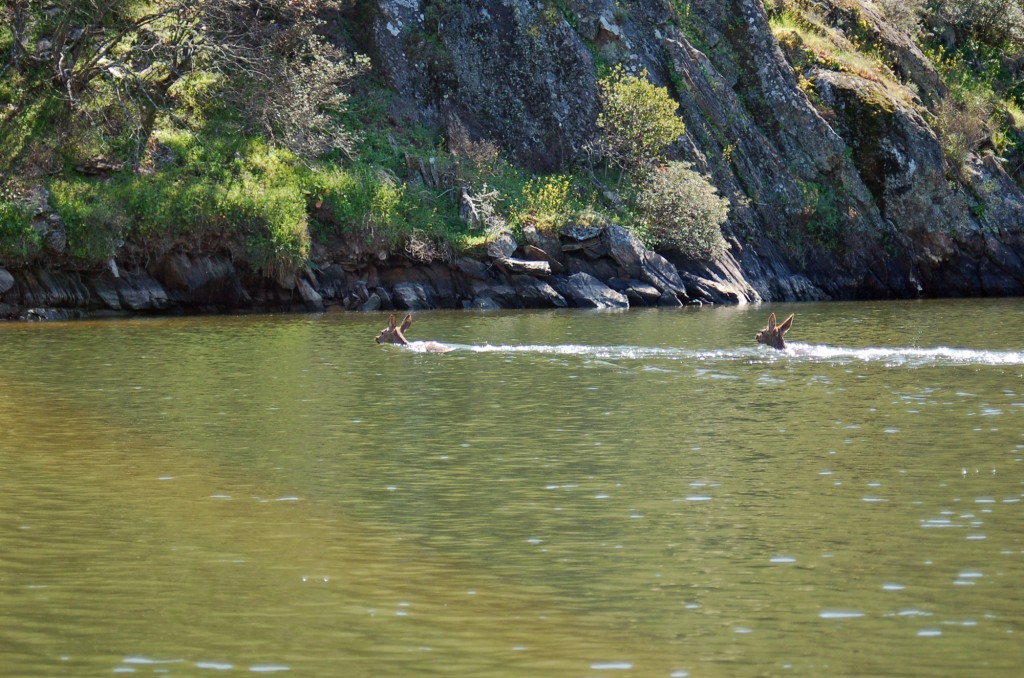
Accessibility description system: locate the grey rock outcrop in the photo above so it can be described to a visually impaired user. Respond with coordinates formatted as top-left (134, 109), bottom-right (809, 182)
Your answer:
top-left (0, 268), bottom-right (14, 295)
top-left (391, 282), bottom-right (435, 310)
top-left (371, 0), bottom-right (598, 170)
top-left (550, 272), bottom-right (629, 309)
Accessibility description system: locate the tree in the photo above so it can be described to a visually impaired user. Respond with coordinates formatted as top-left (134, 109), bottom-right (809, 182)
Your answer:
top-left (1, 0), bottom-right (365, 161)
top-left (594, 65), bottom-right (687, 171)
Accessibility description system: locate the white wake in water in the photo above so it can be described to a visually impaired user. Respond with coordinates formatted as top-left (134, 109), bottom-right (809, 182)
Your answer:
top-left (408, 341), bottom-right (1024, 366)
top-left (785, 342), bottom-right (1024, 366)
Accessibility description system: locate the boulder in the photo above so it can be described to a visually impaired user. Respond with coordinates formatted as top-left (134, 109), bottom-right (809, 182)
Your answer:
top-left (315, 264), bottom-right (348, 300)
top-left (523, 225), bottom-right (563, 263)
top-left (550, 272), bottom-right (628, 309)
top-left (658, 291), bottom-right (684, 307)
top-left (115, 272), bottom-right (171, 311)
top-left (486, 230), bottom-right (518, 260)
top-left (152, 253), bottom-right (248, 307)
top-left (512, 275), bottom-right (567, 308)
top-left (468, 281), bottom-right (520, 308)
top-left (392, 282), bottom-right (436, 310)
top-left (560, 223), bottom-right (602, 243)
top-left (561, 235), bottom-right (607, 259)
top-left (373, 286), bottom-right (394, 310)
top-left (494, 256), bottom-right (551, 277)
top-left (607, 277), bottom-right (662, 306)
top-left (603, 225), bottom-right (646, 276)
top-left (92, 270), bottom-right (170, 311)
top-left (19, 269), bottom-right (91, 308)
top-left (0, 268), bottom-right (14, 295)
top-left (565, 255), bottom-right (601, 278)
top-left (297, 278), bottom-right (325, 312)
top-left (455, 257), bottom-right (493, 281)
top-left (92, 276), bottom-right (121, 309)
top-left (522, 244), bottom-right (564, 273)
top-left (357, 292), bottom-right (381, 312)
top-left (466, 296), bottom-right (502, 310)
top-left (640, 252), bottom-right (688, 300)
top-left (602, 225), bottom-right (688, 300)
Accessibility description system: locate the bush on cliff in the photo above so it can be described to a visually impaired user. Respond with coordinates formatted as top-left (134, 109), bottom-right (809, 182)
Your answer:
top-left (0, 196), bottom-right (41, 264)
top-left (634, 162), bottom-right (729, 259)
top-left (931, 0), bottom-right (1024, 51)
top-left (595, 66), bottom-right (687, 171)
top-left (511, 175), bottom-right (580, 234)
top-left (47, 135), bottom-right (312, 274)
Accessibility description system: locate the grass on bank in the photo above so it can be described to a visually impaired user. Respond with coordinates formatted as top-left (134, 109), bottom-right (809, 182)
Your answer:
top-left (2, 82), bottom-right (617, 272)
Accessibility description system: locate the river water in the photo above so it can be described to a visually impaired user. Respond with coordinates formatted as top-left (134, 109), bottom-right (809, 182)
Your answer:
top-left (1, 300), bottom-right (1022, 676)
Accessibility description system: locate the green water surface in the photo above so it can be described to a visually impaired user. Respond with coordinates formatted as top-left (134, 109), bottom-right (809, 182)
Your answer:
top-left (1, 300), bottom-right (1022, 676)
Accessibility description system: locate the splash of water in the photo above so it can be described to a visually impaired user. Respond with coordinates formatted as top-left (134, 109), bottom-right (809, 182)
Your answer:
top-left (785, 343), bottom-right (1024, 367)
top-left (405, 341), bottom-right (1024, 367)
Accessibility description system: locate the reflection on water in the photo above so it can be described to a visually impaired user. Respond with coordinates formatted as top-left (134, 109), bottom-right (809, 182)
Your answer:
top-left (1, 300), bottom-right (1022, 676)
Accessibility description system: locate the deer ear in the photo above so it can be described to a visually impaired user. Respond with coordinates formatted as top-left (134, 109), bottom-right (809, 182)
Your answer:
top-left (767, 312), bottom-right (777, 331)
top-left (778, 313), bottom-right (794, 335)
top-left (400, 314), bottom-right (413, 333)
top-left (387, 314), bottom-right (397, 330)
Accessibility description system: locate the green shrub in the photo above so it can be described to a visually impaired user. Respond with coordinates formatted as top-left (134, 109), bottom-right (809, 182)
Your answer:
top-left (930, 0), bottom-right (1024, 50)
top-left (48, 136), bottom-right (312, 275)
top-left (634, 161), bottom-right (729, 258)
top-left (512, 174), bottom-right (578, 233)
top-left (877, 0), bottom-right (926, 39)
top-left (309, 162), bottom-right (465, 255)
top-left (797, 180), bottom-right (843, 249)
top-left (932, 91), bottom-right (995, 168)
top-left (595, 65), bottom-right (687, 171)
top-left (308, 166), bottom-right (374, 235)
top-left (222, 147), bottom-right (311, 279)
top-left (47, 178), bottom-right (128, 262)
top-left (0, 198), bottom-right (42, 263)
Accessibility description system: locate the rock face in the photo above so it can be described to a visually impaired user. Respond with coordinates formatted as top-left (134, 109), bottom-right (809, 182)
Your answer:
top-left (360, 0), bottom-right (1024, 302)
top-left (372, 0), bottom-right (598, 171)
top-left (550, 272), bottom-right (629, 309)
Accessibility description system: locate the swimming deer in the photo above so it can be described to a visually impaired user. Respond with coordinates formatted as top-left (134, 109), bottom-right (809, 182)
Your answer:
top-left (755, 312), bottom-right (795, 350)
top-left (374, 314), bottom-right (452, 353)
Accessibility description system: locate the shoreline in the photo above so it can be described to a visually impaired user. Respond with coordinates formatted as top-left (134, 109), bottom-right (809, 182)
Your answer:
top-left (4, 220), bottom-right (1024, 322)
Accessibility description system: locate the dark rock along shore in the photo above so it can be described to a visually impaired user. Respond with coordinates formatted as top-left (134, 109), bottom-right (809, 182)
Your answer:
top-left (3, 0), bottom-right (1024, 320)
top-left (0, 222), bottom-right (754, 320)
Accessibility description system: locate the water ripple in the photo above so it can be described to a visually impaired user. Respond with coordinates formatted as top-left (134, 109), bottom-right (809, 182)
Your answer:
top-left (411, 342), bottom-right (1024, 367)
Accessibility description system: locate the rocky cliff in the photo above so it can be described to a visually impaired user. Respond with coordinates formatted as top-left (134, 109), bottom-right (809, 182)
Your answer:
top-left (3, 0), bottom-right (1023, 319)
top-left (364, 0), bottom-right (1024, 298)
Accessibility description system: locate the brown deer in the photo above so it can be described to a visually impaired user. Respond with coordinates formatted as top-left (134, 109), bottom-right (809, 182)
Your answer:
top-left (755, 312), bottom-right (795, 350)
top-left (374, 314), bottom-right (452, 353)
top-left (375, 313), bottom-right (413, 345)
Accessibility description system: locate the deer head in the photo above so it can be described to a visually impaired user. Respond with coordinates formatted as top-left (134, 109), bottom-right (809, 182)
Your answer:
top-left (755, 312), bottom-right (794, 350)
top-left (375, 314), bottom-right (413, 345)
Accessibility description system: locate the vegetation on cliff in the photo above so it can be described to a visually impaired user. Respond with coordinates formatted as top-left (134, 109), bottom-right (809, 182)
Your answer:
top-left (2, 0), bottom-right (1023, 302)
top-left (769, 0), bottom-right (1024, 173)
top-left (0, 0), bottom-right (727, 274)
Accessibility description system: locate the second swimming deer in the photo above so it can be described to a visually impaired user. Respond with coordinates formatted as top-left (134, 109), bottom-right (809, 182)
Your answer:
top-left (755, 312), bottom-right (794, 350)
top-left (374, 314), bottom-right (452, 353)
